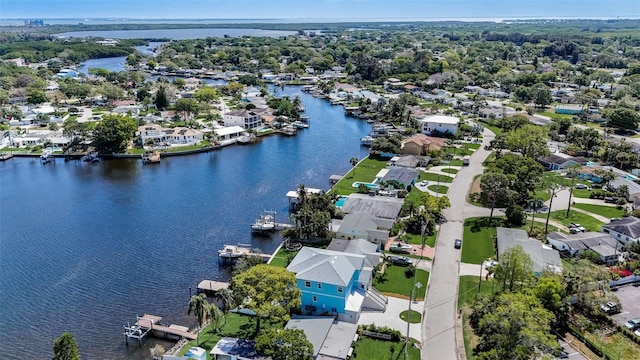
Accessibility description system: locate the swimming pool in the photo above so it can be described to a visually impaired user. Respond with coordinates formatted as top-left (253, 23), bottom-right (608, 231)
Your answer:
top-left (335, 197), bottom-right (347, 207)
top-left (352, 181), bottom-right (378, 189)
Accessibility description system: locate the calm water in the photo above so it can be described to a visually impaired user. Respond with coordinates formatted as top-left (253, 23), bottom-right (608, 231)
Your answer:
top-left (0, 86), bottom-right (370, 359)
top-left (77, 42), bottom-right (164, 75)
top-left (55, 28), bottom-right (296, 40)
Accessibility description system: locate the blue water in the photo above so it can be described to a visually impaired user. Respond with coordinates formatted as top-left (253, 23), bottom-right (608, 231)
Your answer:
top-left (77, 42), bottom-right (163, 75)
top-left (334, 197), bottom-right (347, 207)
top-left (0, 86), bottom-right (371, 359)
top-left (55, 28), bottom-right (296, 40)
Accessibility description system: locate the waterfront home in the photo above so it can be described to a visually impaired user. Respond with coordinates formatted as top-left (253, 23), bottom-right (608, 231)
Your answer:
top-left (334, 213), bottom-right (394, 245)
top-left (209, 337), bottom-right (267, 360)
top-left (419, 115), bottom-right (460, 135)
top-left (138, 124), bottom-right (204, 146)
top-left (547, 231), bottom-right (621, 265)
top-left (285, 317), bottom-right (357, 360)
top-left (214, 126), bottom-right (246, 143)
top-left (287, 247), bottom-right (387, 323)
top-left (400, 134), bottom-right (446, 155)
top-left (602, 217), bottom-right (640, 246)
top-left (56, 69), bottom-right (77, 79)
top-left (340, 194), bottom-right (404, 220)
top-left (222, 109), bottom-right (262, 130)
top-left (326, 238), bottom-right (382, 267)
top-left (390, 155), bottom-right (431, 168)
top-left (497, 227), bottom-right (562, 275)
top-left (378, 167), bottom-right (419, 190)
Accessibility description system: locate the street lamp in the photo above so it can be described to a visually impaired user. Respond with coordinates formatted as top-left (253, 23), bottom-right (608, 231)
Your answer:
top-left (405, 281), bottom-right (423, 360)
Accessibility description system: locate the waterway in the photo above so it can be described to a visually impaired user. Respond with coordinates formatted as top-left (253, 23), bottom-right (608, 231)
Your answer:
top-left (0, 86), bottom-right (371, 359)
top-left (77, 42), bottom-right (164, 75)
top-left (55, 28), bottom-right (296, 40)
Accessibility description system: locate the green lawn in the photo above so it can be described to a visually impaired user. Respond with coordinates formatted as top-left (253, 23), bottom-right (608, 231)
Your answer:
top-left (165, 142), bottom-right (212, 152)
top-left (441, 168), bottom-right (459, 174)
top-left (268, 246), bottom-right (300, 268)
top-left (458, 276), bottom-right (497, 308)
top-left (67, 115), bottom-right (78, 121)
top-left (571, 203), bottom-right (625, 219)
top-left (373, 265), bottom-right (429, 300)
top-left (178, 312), bottom-right (282, 359)
top-left (330, 157), bottom-right (388, 195)
top-left (427, 184), bottom-right (449, 194)
top-left (445, 147), bottom-right (473, 156)
top-left (536, 111), bottom-right (573, 120)
top-left (402, 231), bottom-right (437, 247)
top-left (352, 337), bottom-right (421, 360)
top-left (421, 172), bottom-right (454, 183)
top-left (535, 210), bottom-right (604, 232)
top-left (572, 188), bottom-right (593, 199)
top-left (476, 119), bottom-right (503, 135)
top-left (466, 143), bottom-right (481, 150)
top-left (400, 310), bottom-right (422, 323)
top-left (445, 159), bottom-right (464, 166)
top-left (461, 217), bottom-right (502, 264)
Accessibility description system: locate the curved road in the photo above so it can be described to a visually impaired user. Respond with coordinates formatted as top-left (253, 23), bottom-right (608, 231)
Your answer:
top-left (422, 128), bottom-right (495, 360)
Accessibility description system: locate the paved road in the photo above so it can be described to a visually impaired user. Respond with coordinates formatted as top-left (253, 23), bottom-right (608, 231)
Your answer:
top-left (422, 128), bottom-right (495, 360)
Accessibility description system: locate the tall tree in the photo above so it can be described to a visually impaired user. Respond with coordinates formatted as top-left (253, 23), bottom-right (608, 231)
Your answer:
top-left (154, 86), bottom-right (169, 110)
top-left (503, 124), bottom-right (550, 158)
top-left (53, 332), bottom-right (80, 360)
top-left (541, 173), bottom-right (568, 233)
top-left (565, 164), bottom-right (583, 217)
top-left (27, 89), bottom-right (47, 106)
top-left (92, 114), bottom-right (137, 153)
top-left (174, 98), bottom-right (199, 121)
top-left (605, 107), bottom-right (640, 131)
top-left (493, 245), bottom-right (534, 292)
top-left (230, 265), bottom-right (301, 333)
top-left (255, 328), bottom-right (314, 360)
top-left (188, 293), bottom-right (211, 345)
top-left (530, 82), bottom-right (552, 108)
top-left (214, 288), bottom-right (235, 327)
top-left (480, 172), bottom-right (512, 225)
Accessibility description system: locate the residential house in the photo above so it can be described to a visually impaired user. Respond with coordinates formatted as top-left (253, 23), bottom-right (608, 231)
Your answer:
top-left (163, 127), bottom-right (204, 144)
top-left (537, 154), bottom-right (588, 171)
top-left (419, 115), bottom-right (460, 135)
top-left (214, 126), bottom-right (246, 142)
top-left (400, 134), bottom-right (446, 155)
top-left (555, 104), bottom-right (583, 115)
top-left (326, 238), bottom-right (382, 267)
top-left (209, 337), bottom-right (267, 360)
top-left (285, 317), bottom-right (357, 360)
top-left (112, 105), bottom-right (141, 115)
top-left (340, 194), bottom-right (404, 220)
top-left (390, 155), bottom-right (431, 168)
top-left (334, 213), bottom-right (394, 245)
top-left (496, 227), bottom-right (563, 275)
top-left (547, 231), bottom-right (621, 265)
top-left (602, 217), bottom-right (640, 246)
top-left (608, 177), bottom-right (640, 201)
top-left (287, 247), bottom-right (387, 323)
top-left (222, 109), bottom-right (262, 130)
top-left (378, 167), bottom-right (419, 189)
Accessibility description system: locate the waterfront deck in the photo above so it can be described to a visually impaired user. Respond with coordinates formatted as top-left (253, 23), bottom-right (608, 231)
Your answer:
top-left (125, 314), bottom-right (197, 345)
top-left (197, 279), bottom-right (229, 295)
top-left (218, 244), bottom-right (272, 265)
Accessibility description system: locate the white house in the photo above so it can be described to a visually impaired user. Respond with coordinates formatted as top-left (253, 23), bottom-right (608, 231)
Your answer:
top-left (602, 217), bottom-right (640, 246)
top-left (138, 124), bottom-right (203, 146)
top-left (419, 115), bottom-right (460, 135)
top-left (214, 126), bottom-right (246, 142)
top-left (547, 231), bottom-right (621, 265)
top-left (222, 110), bottom-right (262, 130)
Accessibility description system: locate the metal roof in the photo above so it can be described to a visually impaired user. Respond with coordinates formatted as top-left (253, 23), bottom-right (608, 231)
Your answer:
top-left (287, 247), bottom-right (366, 286)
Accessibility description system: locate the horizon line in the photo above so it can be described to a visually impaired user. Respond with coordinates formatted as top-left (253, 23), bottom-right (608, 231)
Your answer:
top-left (3, 16), bottom-right (640, 21)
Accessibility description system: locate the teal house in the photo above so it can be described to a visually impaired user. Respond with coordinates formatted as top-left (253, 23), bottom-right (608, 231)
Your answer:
top-left (287, 247), bottom-right (386, 324)
top-left (555, 104), bottom-right (583, 115)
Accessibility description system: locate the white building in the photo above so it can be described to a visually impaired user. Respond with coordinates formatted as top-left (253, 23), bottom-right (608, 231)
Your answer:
top-left (602, 217), bottom-right (640, 246)
top-left (214, 126), bottom-right (246, 142)
top-left (138, 124), bottom-right (203, 146)
top-left (419, 115), bottom-right (460, 135)
top-left (222, 110), bottom-right (262, 130)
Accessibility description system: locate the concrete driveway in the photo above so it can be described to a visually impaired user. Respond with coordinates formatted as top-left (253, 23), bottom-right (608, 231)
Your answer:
top-left (359, 296), bottom-right (425, 341)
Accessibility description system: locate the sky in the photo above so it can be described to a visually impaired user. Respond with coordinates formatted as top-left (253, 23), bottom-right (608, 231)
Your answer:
top-left (1, 0), bottom-right (639, 20)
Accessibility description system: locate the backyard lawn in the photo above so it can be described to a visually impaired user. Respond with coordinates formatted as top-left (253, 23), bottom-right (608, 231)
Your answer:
top-left (331, 157), bottom-right (388, 195)
top-left (352, 337), bottom-right (421, 360)
top-left (458, 276), bottom-right (497, 308)
top-left (571, 203), bottom-right (625, 219)
top-left (373, 265), bottom-right (429, 300)
top-left (535, 210), bottom-right (604, 232)
top-left (403, 231), bottom-right (437, 247)
top-left (461, 217), bottom-right (502, 264)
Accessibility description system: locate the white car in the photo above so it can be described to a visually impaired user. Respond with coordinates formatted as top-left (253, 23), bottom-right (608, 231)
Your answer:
top-left (483, 259), bottom-right (498, 270)
top-left (575, 184), bottom-right (588, 189)
top-left (420, 180), bottom-right (428, 186)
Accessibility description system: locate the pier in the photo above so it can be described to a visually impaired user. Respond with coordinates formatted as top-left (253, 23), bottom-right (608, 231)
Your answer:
top-left (124, 314), bottom-right (196, 346)
top-left (196, 279), bottom-right (229, 295)
top-left (217, 244), bottom-right (272, 265)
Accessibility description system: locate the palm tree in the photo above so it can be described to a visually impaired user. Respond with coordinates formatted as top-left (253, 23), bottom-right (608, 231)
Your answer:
top-left (297, 183), bottom-right (308, 207)
top-left (214, 288), bottom-right (235, 327)
top-left (209, 302), bottom-right (223, 333)
top-left (187, 293), bottom-right (211, 345)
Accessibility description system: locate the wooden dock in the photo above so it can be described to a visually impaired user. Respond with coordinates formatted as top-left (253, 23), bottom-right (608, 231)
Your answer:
top-left (218, 244), bottom-right (272, 265)
top-left (196, 279), bottom-right (229, 295)
top-left (124, 314), bottom-right (196, 346)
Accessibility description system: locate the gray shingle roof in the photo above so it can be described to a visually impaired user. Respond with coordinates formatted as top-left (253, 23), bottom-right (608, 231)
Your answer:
top-left (602, 217), bottom-right (640, 239)
top-left (285, 317), bottom-right (357, 360)
top-left (382, 167), bottom-right (419, 186)
top-left (326, 238), bottom-right (381, 268)
top-left (497, 227), bottom-right (562, 273)
top-left (341, 194), bottom-right (404, 219)
top-left (287, 247), bottom-right (366, 286)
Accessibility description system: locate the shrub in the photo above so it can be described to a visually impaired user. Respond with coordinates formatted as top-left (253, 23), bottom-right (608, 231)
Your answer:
top-left (404, 265), bottom-right (416, 278)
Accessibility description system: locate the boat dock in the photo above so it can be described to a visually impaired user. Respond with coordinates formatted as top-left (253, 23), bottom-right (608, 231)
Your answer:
top-left (218, 244), bottom-right (272, 265)
top-left (124, 314), bottom-right (196, 346)
top-left (196, 279), bottom-right (229, 295)
top-left (250, 210), bottom-right (293, 233)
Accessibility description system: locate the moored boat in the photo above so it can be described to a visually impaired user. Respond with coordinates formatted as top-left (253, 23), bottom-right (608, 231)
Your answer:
top-left (360, 135), bottom-right (374, 146)
top-left (250, 211), bottom-right (276, 232)
top-left (142, 151), bottom-right (161, 164)
top-left (40, 149), bottom-right (53, 164)
top-left (0, 152), bottom-right (13, 161)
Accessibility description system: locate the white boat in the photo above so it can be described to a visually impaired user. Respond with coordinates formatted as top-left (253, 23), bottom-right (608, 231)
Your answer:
top-left (237, 133), bottom-right (256, 144)
top-left (292, 121), bottom-right (308, 129)
top-left (281, 125), bottom-right (297, 136)
top-left (360, 135), bottom-right (374, 146)
top-left (142, 151), bottom-right (161, 164)
top-left (40, 149), bottom-right (53, 164)
top-left (250, 211), bottom-right (276, 232)
top-left (218, 244), bottom-right (253, 260)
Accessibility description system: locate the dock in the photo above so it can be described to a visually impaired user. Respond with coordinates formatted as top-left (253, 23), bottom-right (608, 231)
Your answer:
top-left (196, 279), bottom-right (229, 295)
top-left (124, 314), bottom-right (196, 346)
top-left (218, 244), bottom-right (272, 265)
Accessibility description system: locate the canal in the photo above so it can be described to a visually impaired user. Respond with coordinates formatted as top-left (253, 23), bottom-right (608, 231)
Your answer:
top-left (0, 86), bottom-right (371, 359)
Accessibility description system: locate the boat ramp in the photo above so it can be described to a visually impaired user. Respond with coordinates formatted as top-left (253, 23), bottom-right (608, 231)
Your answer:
top-left (124, 314), bottom-right (196, 346)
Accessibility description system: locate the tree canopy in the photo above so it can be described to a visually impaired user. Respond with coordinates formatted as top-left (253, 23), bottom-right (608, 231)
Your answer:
top-left (53, 332), bottom-right (80, 360)
top-left (255, 328), bottom-right (313, 360)
top-left (92, 114), bottom-right (137, 153)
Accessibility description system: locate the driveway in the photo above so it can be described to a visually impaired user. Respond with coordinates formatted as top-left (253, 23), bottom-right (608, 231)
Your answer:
top-left (611, 285), bottom-right (640, 327)
top-left (422, 128), bottom-right (495, 360)
top-left (359, 296), bottom-right (425, 341)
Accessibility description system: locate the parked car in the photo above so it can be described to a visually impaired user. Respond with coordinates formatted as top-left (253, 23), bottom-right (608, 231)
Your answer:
top-left (600, 301), bottom-right (620, 314)
top-left (569, 228), bottom-right (582, 234)
top-left (569, 223), bottom-right (586, 232)
top-left (389, 242), bottom-right (412, 254)
top-left (634, 329), bottom-right (640, 338)
top-left (454, 239), bottom-right (462, 249)
top-left (624, 318), bottom-right (640, 330)
top-left (575, 183), bottom-right (588, 189)
top-left (420, 180), bottom-right (428, 186)
top-left (389, 256), bottom-right (413, 266)
top-left (483, 259), bottom-right (498, 270)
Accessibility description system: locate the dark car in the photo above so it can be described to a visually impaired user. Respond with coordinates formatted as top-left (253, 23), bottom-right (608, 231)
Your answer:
top-left (454, 239), bottom-right (462, 249)
top-left (389, 256), bottom-right (413, 266)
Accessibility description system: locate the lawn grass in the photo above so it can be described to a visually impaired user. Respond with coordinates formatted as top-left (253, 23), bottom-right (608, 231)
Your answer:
top-left (373, 265), bottom-right (429, 300)
top-left (67, 115), bottom-right (78, 121)
top-left (572, 187), bottom-right (593, 198)
top-left (330, 157), bottom-right (388, 196)
top-left (537, 111), bottom-right (573, 120)
top-left (466, 143), bottom-right (481, 150)
top-left (583, 330), bottom-right (640, 360)
top-left (462, 313), bottom-right (475, 360)
top-left (427, 184), bottom-right (449, 194)
top-left (535, 210), bottom-right (604, 232)
top-left (441, 168), bottom-right (459, 174)
top-left (399, 310), bottom-right (422, 323)
top-left (445, 146), bottom-right (473, 156)
top-left (461, 217), bottom-right (503, 264)
top-left (476, 119), bottom-right (503, 135)
top-left (402, 231), bottom-right (437, 247)
top-left (458, 276), bottom-right (497, 308)
top-left (352, 337), bottom-right (421, 360)
top-left (421, 172), bottom-right (454, 183)
top-left (268, 246), bottom-right (299, 268)
top-left (448, 159), bottom-right (464, 166)
top-left (572, 203), bottom-right (625, 219)
top-left (178, 312), bottom-right (282, 358)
